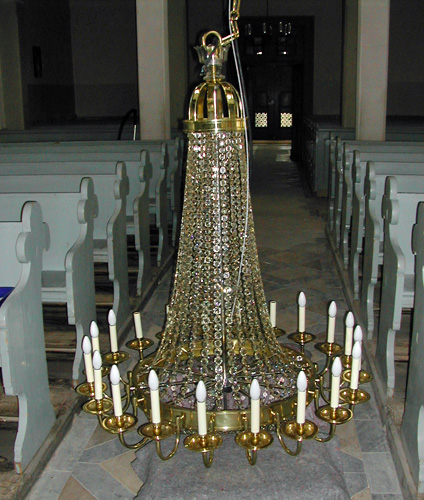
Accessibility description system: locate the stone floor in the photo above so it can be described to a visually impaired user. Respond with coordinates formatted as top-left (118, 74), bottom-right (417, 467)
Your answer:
top-left (4, 144), bottom-right (404, 499)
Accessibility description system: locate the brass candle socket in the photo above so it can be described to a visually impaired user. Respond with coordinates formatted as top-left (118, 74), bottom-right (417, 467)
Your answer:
top-left (125, 338), bottom-right (154, 352)
top-left (316, 405), bottom-right (353, 425)
top-left (103, 351), bottom-right (130, 365)
top-left (100, 413), bottom-right (138, 434)
top-left (75, 381), bottom-right (107, 398)
top-left (184, 432), bottom-right (223, 468)
top-left (235, 430), bottom-right (273, 465)
top-left (339, 387), bottom-right (371, 406)
top-left (315, 342), bottom-right (343, 356)
top-left (138, 418), bottom-right (182, 461)
top-left (82, 396), bottom-right (113, 415)
top-left (287, 331), bottom-right (316, 345)
top-left (342, 368), bottom-right (373, 384)
top-left (276, 417), bottom-right (318, 456)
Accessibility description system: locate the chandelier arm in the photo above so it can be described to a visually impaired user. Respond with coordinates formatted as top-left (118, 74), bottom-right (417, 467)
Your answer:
top-left (275, 413), bottom-right (303, 457)
top-left (276, 428), bottom-right (303, 457)
top-left (246, 449), bottom-right (257, 465)
top-left (314, 423), bottom-right (336, 443)
top-left (202, 450), bottom-right (215, 468)
top-left (118, 432), bottom-right (151, 451)
top-left (155, 416), bottom-right (182, 461)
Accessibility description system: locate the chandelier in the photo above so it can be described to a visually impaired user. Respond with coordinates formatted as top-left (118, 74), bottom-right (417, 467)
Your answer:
top-left (76, 1), bottom-right (371, 467)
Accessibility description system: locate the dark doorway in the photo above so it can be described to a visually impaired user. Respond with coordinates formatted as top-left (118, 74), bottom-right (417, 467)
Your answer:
top-left (237, 17), bottom-right (314, 160)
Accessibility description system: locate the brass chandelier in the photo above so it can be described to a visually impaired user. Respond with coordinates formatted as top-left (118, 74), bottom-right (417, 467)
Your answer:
top-left (76, 1), bottom-right (371, 467)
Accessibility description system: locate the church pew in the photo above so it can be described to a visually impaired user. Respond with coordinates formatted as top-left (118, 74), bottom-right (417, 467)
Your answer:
top-left (340, 148), bottom-right (424, 269)
top-left (0, 152), bottom-right (153, 295)
top-left (346, 154), bottom-right (424, 293)
top-left (401, 202), bottom-right (424, 492)
top-left (0, 178), bottom-right (98, 384)
top-left (0, 137), bottom-right (183, 247)
top-left (358, 165), bottom-right (424, 337)
top-left (375, 177), bottom-right (424, 397)
top-left (329, 139), bottom-right (424, 248)
top-left (327, 132), bottom-right (355, 231)
top-left (0, 162), bottom-right (131, 331)
top-left (0, 201), bottom-right (56, 473)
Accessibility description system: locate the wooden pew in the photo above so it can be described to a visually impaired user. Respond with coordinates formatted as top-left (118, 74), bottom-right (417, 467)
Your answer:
top-left (0, 177), bottom-right (99, 384)
top-left (331, 140), bottom-right (424, 250)
top-left (0, 201), bottom-right (56, 473)
top-left (348, 156), bottom-right (424, 296)
top-left (401, 202), bottom-right (424, 493)
top-left (340, 148), bottom-right (424, 269)
top-left (0, 137), bottom-right (184, 248)
top-left (375, 177), bottom-right (424, 396)
top-left (0, 162), bottom-right (130, 332)
top-left (359, 165), bottom-right (424, 337)
top-left (0, 151), bottom-right (153, 295)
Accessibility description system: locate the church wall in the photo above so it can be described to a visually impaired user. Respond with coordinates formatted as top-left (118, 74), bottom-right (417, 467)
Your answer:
top-left (387, 0), bottom-right (424, 117)
top-left (19, 0), bottom-right (75, 125)
top-left (69, 0), bottom-right (138, 119)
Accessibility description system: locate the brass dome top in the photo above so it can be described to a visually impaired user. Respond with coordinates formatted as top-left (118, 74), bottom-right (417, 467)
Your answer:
top-left (184, 31), bottom-right (246, 133)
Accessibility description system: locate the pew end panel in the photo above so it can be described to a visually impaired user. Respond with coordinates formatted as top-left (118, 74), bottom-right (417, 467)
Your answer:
top-left (0, 178), bottom-right (99, 384)
top-left (0, 201), bottom-right (55, 473)
top-left (402, 203), bottom-right (424, 493)
top-left (376, 177), bottom-right (424, 397)
top-left (131, 151), bottom-right (152, 295)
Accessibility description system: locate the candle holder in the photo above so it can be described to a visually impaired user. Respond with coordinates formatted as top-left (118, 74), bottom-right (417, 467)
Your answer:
top-left (342, 368), bottom-right (373, 384)
top-left (100, 413), bottom-right (138, 434)
top-left (276, 411), bottom-right (318, 456)
top-left (184, 433), bottom-right (223, 467)
top-left (287, 331), bottom-right (316, 345)
top-left (315, 341), bottom-right (343, 356)
top-left (82, 397), bottom-right (113, 415)
top-left (125, 338), bottom-right (154, 361)
top-left (103, 350), bottom-right (131, 365)
top-left (339, 387), bottom-right (370, 406)
top-left (75, 380), bottom-right (107, 398)
top-left (235, 429), bottom-right (273, 465)
top-left (138, 418), bottom-right (182, 460)
top-left (316, 405), bottom-right (353, 425)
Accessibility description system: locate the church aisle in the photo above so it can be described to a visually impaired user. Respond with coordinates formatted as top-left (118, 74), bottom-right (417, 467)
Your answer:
top-left (23, 144), bottom-right (403, 500)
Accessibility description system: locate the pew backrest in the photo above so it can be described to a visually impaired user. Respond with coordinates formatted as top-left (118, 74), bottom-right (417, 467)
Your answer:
top-left (0, 161), bottom-right (128, 242)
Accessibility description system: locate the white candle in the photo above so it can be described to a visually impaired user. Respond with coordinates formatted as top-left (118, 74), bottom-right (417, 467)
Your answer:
top-left (92, 350), bottom-right (103, 401)
top-left (90, 320), bottom-right (100, 354)
top-left (108, 309), bottom-right (118, 353)
top-left (250, 379), bottom-right (261, 434)
top-left (330, 357), bottom-right (342, 408)
top-left (344, 312), bottom-right (354, 356)
top-left (296, 371), bottom-right (307, 424)
top-left (82, 336), bottom-right (94, 384)
top-left (327, 301), bottom-right (337, 344)
top-left (353, 325), bottom-right (363, 371)
top-left (350, 341), bottom-right (362, 390)
top-left (298, 292), bottom-right (306, 332)
top-left (196, 381), bottom-right (207, 436)
top-left (148, 370), bottom-right (161, 424)
top-left (269, 301), bottom-right (277, 328)
top-left (133, 312), bottom-right (143, 339)
top-left (110, 364), bottom-right (123, 417)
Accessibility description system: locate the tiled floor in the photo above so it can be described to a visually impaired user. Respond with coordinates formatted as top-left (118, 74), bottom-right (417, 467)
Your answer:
top-left (22, 144), bottom-right (404, 499)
